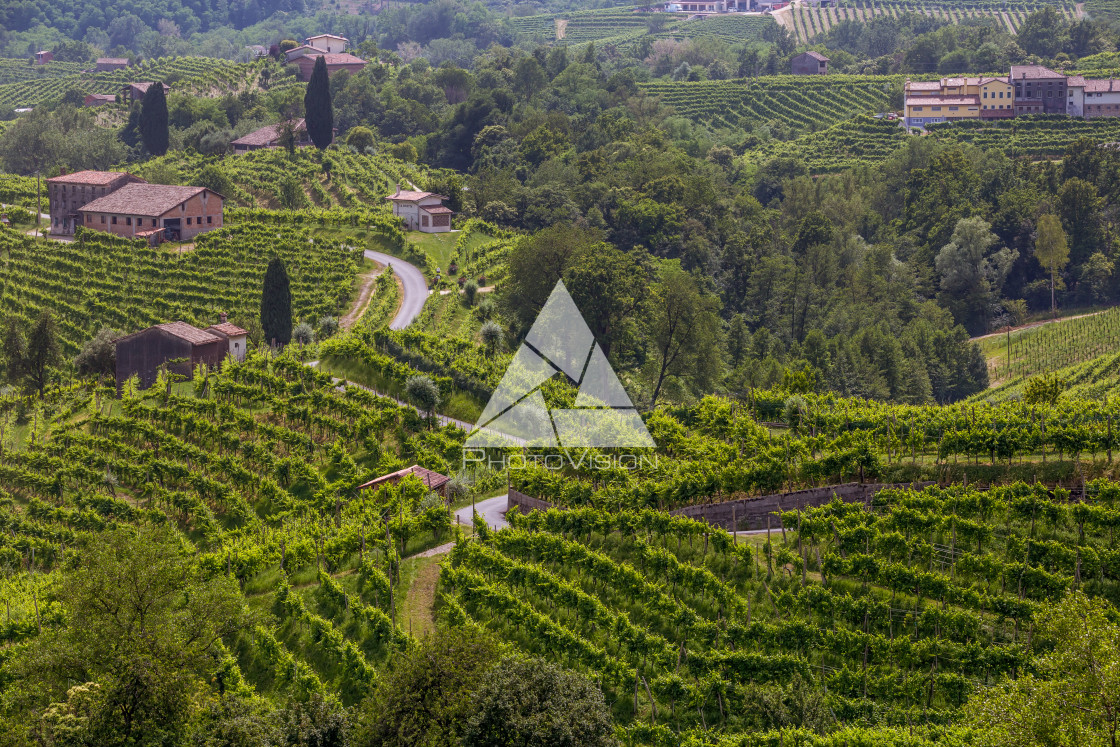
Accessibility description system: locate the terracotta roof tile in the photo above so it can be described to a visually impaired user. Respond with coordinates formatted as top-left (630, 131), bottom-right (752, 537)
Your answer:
top-left (906, 96), bottom-right (980, 106)
top-left (47, 170), bottom-right (136, 185)
top-left (78, 183), bottom-right (218, 217)
top-left (797, 51), bottom-right (829, 61)
top-left (1084, 78), bottom-right (1120, 93)
top-left (387, 190), bottom-right (435, 201)
top-left (303, 53), bottom-right (367, 65)
top-left (207, 322), bottom-right (249, 337)
top-left (420, 205), bottom-right (453, 214)
top-left (231, 119), bottom-right (306, 147)
top-left (157, 322), bottom-right (221, 345)
top-left (1010, 65), bottom-right (1064, 80)
top-left (358, 465), bottom-right (450, 491)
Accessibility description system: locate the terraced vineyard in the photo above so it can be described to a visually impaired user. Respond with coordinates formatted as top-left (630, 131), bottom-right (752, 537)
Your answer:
top-left (658, 14), bottom-right (776, 42)
top-left (746, 114), bottom-right (907, 171)
top-left (0, 222), bottom-right (363, 353)
top-left (0, 56), bottom-right (260, 110)
top-left (509, 6), bottom-right (655, 42)
top-left (445, 478), bottom-right (1120, 740)
top-left (783, 0), bottom-right (1080, 42)
top-left (927, 115), bottom-right (1120, 156)
top-left (133, 148), bottom-right (431, 210)
top-left (0, 350), bottom-right (468, 705)
top-left (643, 75), bottom-right (901, 133)
top-left (977, 307), bottom-right (1120, 386)
top-left (0, 58), bottom-right (87, 85)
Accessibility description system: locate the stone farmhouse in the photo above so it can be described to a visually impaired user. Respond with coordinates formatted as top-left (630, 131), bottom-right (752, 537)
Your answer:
top-left (115, 318), bottom-right (245, 392)
top-left (293, 52), bottom-right (367, 80)
top-left (34, 50), bottom-right (53, 64)
top-left (231, 119), bottom-right (311, 152)
top-left (47, 170), bottom-right (224, 243)
top-left (902, 65), bottom-right (1120, 129)
top-left (791, 51), bottom-right (829, 75)
top-left (385, 190), bottom-right (452, 233)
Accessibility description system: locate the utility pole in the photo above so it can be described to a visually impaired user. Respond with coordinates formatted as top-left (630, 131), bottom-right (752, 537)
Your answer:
top-left (35, 170), bottom-right (41, 238)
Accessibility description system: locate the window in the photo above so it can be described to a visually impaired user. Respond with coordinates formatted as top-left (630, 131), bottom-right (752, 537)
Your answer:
top-left (983, 92), bottom-right (987, 99)
top-left (949, 106), bottom-right (959, 111)
top-left (186, 217), bottom-right (192, 225)
top-left (913, 106), bottom-right (923, 111)
top-left (112, 216), bottom-right (117, 225)
top-left (912, 118), bottom-right (923, 123)
top-left (207, 216), bottom-right (212, 224)
top-left (932, 106), bottom-right (942, 111)
top-left (126, 217), bottom-right (132, 226)
top-left (100, 215), bottom-right (105, 224)
top-left (1048, 90), bottom-right (1053, 98)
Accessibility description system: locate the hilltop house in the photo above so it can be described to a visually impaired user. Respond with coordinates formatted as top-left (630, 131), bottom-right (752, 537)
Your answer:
top-left (293, 52), bottom-right (368, 80)
top-left (47, 170), bottom-right (145, 235)
top-left (114, 321), bottom-right (226, 392)
top-left (230, 119), bottom-right (311, 152)
top-left (791, 51), bottom-right (829, 75)
top-left (306, 34), bottom-right (349, 54)
top-left (123, 82), bottom-right (169, 102)
top-left (358, 465), bottom-right (451, 497)
top-left (78, 183), bottom-right (223, 242)
top-left (96, 57), bottom-right (130, 71)
top-left (385, 190), bottom-right (451, 233)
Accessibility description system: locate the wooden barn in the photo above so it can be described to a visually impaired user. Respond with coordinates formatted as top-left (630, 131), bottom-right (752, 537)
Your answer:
top-left (115, 322), bottom-right (225, 392)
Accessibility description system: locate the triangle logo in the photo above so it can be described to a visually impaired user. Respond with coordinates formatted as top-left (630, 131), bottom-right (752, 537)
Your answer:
top-left (464, 281), bottom-right (655, 448)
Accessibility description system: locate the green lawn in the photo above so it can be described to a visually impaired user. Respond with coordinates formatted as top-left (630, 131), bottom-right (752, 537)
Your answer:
top-left (406, 230), bottom-right (458, 273)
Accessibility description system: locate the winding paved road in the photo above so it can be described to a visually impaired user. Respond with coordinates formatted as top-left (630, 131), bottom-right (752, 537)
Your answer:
top-left (365, 250), bottom-right (428, 330)
top-left (454, 495), bottom-right (510, 530)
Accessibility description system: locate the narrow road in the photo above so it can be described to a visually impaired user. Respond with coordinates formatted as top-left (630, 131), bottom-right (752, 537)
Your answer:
top-left (970, 307), bottom-right (1116, 342)
top-left (454, 495), bottom-right (509, 530)
top-left (363, 250), bottom-right (428, 330)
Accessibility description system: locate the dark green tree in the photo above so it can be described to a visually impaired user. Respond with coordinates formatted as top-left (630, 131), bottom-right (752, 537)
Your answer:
top-left (260, 257), bottom-right (292, 346)
top-left (304, 56), bottom-right (334, 150)
top-left (74, 327), bottom-right (124, 377)
top-left (26, 309), bottom-right (61, 394)
top-left (2, 318), bottom-right (26, 385)
top-left (139, 82), bottom-right (169, 156)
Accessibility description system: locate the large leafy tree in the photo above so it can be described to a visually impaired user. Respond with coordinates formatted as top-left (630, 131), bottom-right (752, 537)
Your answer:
top-left (1034, 213), bottom-right (1070, 316)
top-left (935, 217), bottom-right (1015, 335)
top-left (462, 657), bottom-right (616, 747)
top-left (304, 56), bottom-right (334, 150)
top-left (25, 309), bottom-right (61, 394)
top-left (139, 82), bottom-right (169, 156)
top-left (646, 262), bottom-right (722, 405)
top-left (260, 257), bottom-right (293, 346)
top-left (353, 628), bottom-right (501, 746)
top-left (7, 524), bottom-right (244, 744)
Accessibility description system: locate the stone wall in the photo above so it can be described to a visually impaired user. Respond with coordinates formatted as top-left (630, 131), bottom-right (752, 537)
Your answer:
top-left (507, 482), bottom-right (934, 530)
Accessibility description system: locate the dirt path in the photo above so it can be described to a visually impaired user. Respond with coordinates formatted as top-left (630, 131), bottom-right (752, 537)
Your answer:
top-left (400, 555), bottom-right (442, 637)
top-left (340, 264), bottom-right (385, 329)
top-left (970, 307), bottom-right (1115, 343)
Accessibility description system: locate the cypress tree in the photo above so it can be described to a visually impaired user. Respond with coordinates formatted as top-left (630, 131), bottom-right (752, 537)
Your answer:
top-left (304, 56), bottom-right (333, 150)
top-left (139, 82), bottom-right (169, 156)
top-left (260, 258), bottom-right (293, 346)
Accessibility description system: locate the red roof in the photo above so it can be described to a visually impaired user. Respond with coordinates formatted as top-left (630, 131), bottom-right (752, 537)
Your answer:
top-left (97, 57), bottom-right (129, 65)
top-left (906, 96), bottom-right (980, 106)
top-left (797, 51), bottom-right (829, 62)
top-left (79, 183), bottom-right (219, 217)
top-left (906, 81), bottom-right (942, 91)
top-left (420, 205), bottom-right (453, 214)
top-left (1010, 65), bottom-right (1064, 80)
top-left (302, 53), bottom-right (367, 65)
top-left (118, 321), bottom-right (220, 346)
top-left (358, 465), bottom-right (451, 491)
top-left (1083, 78), bottom-right (1120, 93)
top-left (386, 190), bottom-right (446, 202)
top-left (47, 170), bottom-right (135, 185)
top-left (207, 322), bottom-right (249, 337)
top-left (231, 119), bottom-right (306, 147)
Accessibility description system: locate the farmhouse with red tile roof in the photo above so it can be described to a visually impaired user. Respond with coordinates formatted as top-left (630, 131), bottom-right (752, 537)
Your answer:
top-left (385, 190), bottom-right (452, 233)
top-left (231, 119), bottom-right (311, 152)
top-left (293, 52), bottom-right (368, 80)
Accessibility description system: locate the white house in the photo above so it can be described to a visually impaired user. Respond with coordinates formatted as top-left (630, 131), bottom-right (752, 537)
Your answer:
top-left (1067, 76), bottom-right (1120, 118)
top-left (385, 190), bottom-right (452, 233)
top-left (285, 45), bottom-right (326, 62)
top-left (306, 34), bottom-right (349, 54)
top-left (206, 319), bottom-right (249, 362)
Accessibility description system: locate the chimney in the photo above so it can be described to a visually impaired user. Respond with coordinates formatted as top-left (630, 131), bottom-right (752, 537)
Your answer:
top-left (219, 312), bottom-right (228, 323)
top-left (59, 166), bottom-right (67, 175)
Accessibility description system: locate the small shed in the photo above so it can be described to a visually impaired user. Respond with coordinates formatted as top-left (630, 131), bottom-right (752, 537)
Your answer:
top-left (83, 93), bottom-right (117, 107)
top-left (206, 317), bottom-right (249, 362)
top-left (115, 321), bottom-right (225, 392)
top-left (791, 51), bottom-right (829, 75)
top-left (231, 119), bottom-right (310, 152)
top-left (34, 50), bottom-right (53, 65)
top-left (358, 465), bottom-right (451, 497)
top-left (96, 57), bottom-right (130, 71)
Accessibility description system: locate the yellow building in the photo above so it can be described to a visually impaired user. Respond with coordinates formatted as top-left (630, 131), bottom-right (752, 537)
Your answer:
top-left (903, 77), bottom-right (1014, 128)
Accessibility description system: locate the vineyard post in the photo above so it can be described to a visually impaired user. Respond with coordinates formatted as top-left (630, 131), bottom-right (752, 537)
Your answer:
top-left (35, 170), bottom-right (40, 238)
